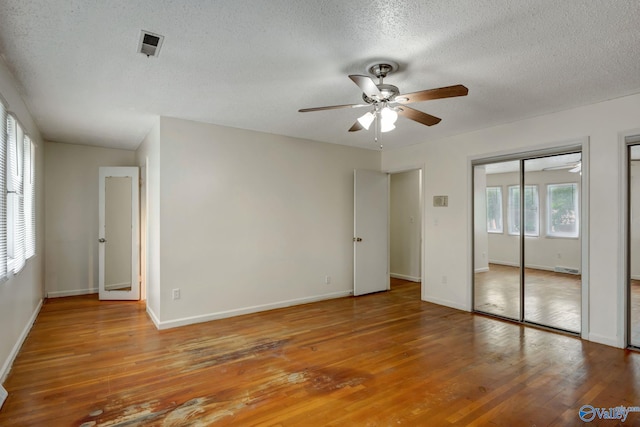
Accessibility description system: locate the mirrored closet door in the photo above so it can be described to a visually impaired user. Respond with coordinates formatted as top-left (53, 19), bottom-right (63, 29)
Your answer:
top-left (473, 148), bottom-right (582, 334)
top-left (628, 143), bottom-right (640, 348)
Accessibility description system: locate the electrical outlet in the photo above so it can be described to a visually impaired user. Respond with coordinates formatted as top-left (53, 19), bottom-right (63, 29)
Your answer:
top-left (172, 288), bottom-right (180, 300)
top-left (325, 275), bottom-right (331, 285)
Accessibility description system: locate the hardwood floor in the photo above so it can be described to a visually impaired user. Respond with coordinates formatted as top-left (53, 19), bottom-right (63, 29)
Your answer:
top-left (632, 279), bottom-right (640, 347)
top-left (1, 279), bottom-right (640, 426)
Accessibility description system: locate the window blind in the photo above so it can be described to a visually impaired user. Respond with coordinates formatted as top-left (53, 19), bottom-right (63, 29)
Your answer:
top-left (7, 114), bottom-right (26, 274)
top-left (0, 103), bottom-right (7, 280)
top-left (25, 137), bottom-right (35, 259)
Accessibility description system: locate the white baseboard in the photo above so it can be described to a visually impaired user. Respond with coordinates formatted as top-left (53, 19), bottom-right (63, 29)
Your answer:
top-left (105, 282), bottom-right (131, 291)
top-left (390, 273), bottom-right (421, 282)
top-left (488, 260), bottom-right (518, 267)
top-left (422, 295), bottom-right (471, 312)
top-left (47, 287), bottom-right (98, 298)
top-left (488, 260), bottom-right (581, 274)
top-left (153, 290), bottom-right (353, 330)
top-left (1, 298), bottom-right (43, 383)
top-left (631, 274), bottom-right (640, 281)
top-left (146, 305), bottom-right (161, 329)
top-left (490, 260), bottom-right (552, 270)
top-left (474, 267), bottom-right (489, 273)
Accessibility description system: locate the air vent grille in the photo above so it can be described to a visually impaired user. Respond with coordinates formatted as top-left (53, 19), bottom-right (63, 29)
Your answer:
top-left (138, 30), bottom-right (164, 57)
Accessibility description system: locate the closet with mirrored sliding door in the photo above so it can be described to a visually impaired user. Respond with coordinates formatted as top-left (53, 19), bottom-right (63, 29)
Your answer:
top-left (626, 137), bottom-right (640, 349)
top-left (473, 146), bottom-right (585, 334)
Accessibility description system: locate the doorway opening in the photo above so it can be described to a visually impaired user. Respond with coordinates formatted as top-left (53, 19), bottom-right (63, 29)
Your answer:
top-left (352, 168), bottom-right (423, 298)
top-left (388, 169), bottom-right (423, 298)
top-left (390, 169), bottom-right (422, 287)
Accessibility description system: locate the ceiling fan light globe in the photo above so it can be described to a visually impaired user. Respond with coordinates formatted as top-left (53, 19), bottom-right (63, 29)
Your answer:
top-left (357, 112), bottom-right (375, 130)
top-left (380, 121), bottom-right (396, 133)
top-left (381, 107), bottom-right (398, 124)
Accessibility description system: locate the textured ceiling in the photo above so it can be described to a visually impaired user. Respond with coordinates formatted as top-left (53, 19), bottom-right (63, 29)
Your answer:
top-left (0, 1), bottom-right (639, 151)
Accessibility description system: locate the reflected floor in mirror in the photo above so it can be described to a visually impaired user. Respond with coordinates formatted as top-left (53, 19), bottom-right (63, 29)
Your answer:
top-left (475, 263), bottom-right (582, 332)
top-left (2, 279), bottom-right (640, 426)
top-left (631, 279), bottom-right (640, 347)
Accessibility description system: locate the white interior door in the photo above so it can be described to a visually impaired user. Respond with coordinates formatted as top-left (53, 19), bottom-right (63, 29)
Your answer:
top-left (354, 169), bottom-right (389, 296)
top-left (99, 167), bottom-right (140, 300)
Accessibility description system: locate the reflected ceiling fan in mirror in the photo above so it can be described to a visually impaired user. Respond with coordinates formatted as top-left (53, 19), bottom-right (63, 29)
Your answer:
top-left (543, 162), bottom-right (582, 174)
top-left (299, 61), bottom-right (468, 147)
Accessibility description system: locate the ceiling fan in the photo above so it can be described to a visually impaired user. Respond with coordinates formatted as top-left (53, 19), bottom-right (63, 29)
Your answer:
top-left (299, 61), bottom-right (468, 137)
top-left (543, 162), bottom-right (582, 173)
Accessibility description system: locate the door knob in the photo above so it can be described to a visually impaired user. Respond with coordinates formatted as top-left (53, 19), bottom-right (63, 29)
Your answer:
top-left (353, 237), bottom-right (363, 242)
top-left (99, 238), bottom-right (107, 243)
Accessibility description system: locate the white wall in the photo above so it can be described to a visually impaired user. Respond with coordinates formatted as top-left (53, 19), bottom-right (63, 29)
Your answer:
top-left (154, 117), bottom-right (379, 328)
top-left (0, 58), bottom-right (45, 382)
top-left (390, 170), bottom-right (421, 281)
top-left (44, 142), bottom-right (136, 297)
top-left (136, 120), bottom-right (160, 321)
top-left (382, 92), bottom-right (640, 347)
top-left (486, 169), bottom-right (581, 271)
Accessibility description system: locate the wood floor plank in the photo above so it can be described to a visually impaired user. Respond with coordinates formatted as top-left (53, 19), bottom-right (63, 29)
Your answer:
top-left (1, 279), bottom-right (639, 426)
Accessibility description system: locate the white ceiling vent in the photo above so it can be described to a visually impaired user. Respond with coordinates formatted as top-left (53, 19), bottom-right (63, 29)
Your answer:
top-left (138, 30), bottom-right (164, 57)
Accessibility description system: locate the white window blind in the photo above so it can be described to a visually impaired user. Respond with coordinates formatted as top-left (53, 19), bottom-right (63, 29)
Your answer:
top-left (0, 105), bottom-right (36, 279)
top-left (6, 114), bottom-right (27, 274)
top-left (0, 103), bottom-right (7, 280)
top-left (25, 137), bottom-right (35, 259)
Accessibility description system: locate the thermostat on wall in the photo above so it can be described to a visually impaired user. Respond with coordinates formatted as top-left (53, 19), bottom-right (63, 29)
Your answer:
top-left (433, 195), bottom-right (448, 207)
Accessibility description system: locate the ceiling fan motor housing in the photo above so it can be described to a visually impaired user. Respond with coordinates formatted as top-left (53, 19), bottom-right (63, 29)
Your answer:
top-left (368, 62), bottom-right (399, 79)
top-left (362, 84), bottom-right (400, 104)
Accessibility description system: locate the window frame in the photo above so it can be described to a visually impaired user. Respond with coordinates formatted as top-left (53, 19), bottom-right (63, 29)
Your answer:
top-left (4, 111), bottom-right (35, 277)
top-left (486, 186), bottom-right (504, 234)
top-left (546, 182), bottom-right (579, 238)
top-left (507, 184), bottom-right (539, 237)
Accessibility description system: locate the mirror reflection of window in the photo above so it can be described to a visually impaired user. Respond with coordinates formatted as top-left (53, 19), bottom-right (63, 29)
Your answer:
top-left (486, 187), bottom-right (503, 233)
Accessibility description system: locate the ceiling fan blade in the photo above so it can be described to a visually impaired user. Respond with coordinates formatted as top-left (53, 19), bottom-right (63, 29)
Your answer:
top-left (299, 103), bottom-right (368, 113)
top-left (395, 84), bottom-right (468, 104)
top-left (397, 106), bottom-right (441, 126)
top-left (542, 162), bottom-right (580, 171)
top-left (348, 121), bottom-right (364, 132)
top-left (348, 75), bottom-right (383, 99)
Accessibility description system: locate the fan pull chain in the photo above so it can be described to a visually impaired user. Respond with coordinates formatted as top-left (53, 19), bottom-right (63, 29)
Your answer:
top-left (375, 112), bottom-right (382, 150)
